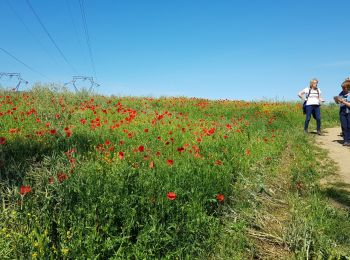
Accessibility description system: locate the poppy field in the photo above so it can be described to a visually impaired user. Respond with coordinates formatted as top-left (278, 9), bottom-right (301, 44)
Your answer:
top-left (1, 86), bottom-right (350, 259)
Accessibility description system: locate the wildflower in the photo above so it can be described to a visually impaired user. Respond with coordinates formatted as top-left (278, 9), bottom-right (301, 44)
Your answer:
top-left (35, 131), bottom-right (44, 137)
top-left (118, 151), bottom-right (124, 159)
top-left (177, 147), bottom-right (185, 153)
top-left (206, 128), bottom-right (216, 136)
top-left (167, 192), bottom-right (176, 200)
top-left (166, 159), bottom-right (174, 166)
top-left (216, 193), bottom-right (224, 202)
top-left (0, 137), bottom-right (6, 145)
top-left (65, 129), bottom-right (72, 137)
top-left (57, 173), bottom-right (68, 183)
top-left (138, 145), bottom-right (145, 152)
top-left (9, 128), bottom-right (18, 133)
top-left (245, 149), bottom-right (251, 156)
top-left (149, 161), bottom-right (155, 169)
top-left (20, 185), bottom-right (32, 195)
top-left (215, 160), bottom-right (222, 165)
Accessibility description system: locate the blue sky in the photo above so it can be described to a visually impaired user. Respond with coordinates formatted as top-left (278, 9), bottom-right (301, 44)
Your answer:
top-left (1, 0), bottom-right (350, 101)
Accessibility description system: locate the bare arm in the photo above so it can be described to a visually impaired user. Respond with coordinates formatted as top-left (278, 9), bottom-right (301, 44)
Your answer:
top-left (298, 90), bottom-right (305, 100)
top-left (339, 99), bottom-right (350, 108)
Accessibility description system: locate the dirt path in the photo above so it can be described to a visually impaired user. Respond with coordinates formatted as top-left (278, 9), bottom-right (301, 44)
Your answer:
top-left (315, 127), bottom-right (350, 208)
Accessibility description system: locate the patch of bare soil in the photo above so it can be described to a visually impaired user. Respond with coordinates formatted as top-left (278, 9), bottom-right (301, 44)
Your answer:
top-left (315, 127), bottom-right (350, 209)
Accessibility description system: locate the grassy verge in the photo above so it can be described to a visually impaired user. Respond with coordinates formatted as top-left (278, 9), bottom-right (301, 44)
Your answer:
top-left (0, 86), bottom-right (349, 259)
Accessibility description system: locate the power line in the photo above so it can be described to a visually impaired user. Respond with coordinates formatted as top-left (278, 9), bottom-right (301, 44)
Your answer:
top-left (0, 47), bottom-right (49, 79)
top-left (79, 0), bottom-right (97, 79)
top-left (65, 0), bottom-right (87, 63)
top-left (25, 0), bottom-right (78, 74)
top-left (5, 0), bottom-right (60, 67)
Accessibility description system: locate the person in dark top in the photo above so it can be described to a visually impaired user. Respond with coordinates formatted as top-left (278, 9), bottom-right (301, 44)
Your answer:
top-left (335, 79), bottom-right (350, 146)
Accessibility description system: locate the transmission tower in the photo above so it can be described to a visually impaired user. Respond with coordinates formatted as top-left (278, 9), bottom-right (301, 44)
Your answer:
top-left (0, 72), bottom-right (28, 91)
top-left (64, 76), bottom-right (99, 92)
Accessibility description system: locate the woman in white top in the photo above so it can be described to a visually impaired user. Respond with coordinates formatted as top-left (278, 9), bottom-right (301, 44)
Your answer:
top-left (298, 78), bottom-right (325, 134)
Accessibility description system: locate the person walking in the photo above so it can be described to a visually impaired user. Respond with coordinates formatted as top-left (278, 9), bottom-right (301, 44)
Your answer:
top-left (298, 78), bottom-right (325, 135)
top-left (334, 80), bottom-right (349, 137)
top-left (336, 79), bottom-right (350, 146)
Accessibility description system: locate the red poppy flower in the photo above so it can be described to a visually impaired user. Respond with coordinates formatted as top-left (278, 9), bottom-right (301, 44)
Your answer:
top-left (57, 173), bottom-right (68, 182)
top-left (177, 147), bottom-right (185, 153)
top-left (0, 137), bottom-right (6, 145)
top-left (65, 130), bottom-right (72, 137)
top-left (49, 129), bottom-right (57, 135)
top-left (166, 159), bottom-right (174, 166)
top-left (20, 185), bottom-right (31, 195)
top-left (118, 151), bottom-right (124, 159)
top-left (206, 128), bottom-right (216, 136)
top-left (215, 160), bottom-right (222, 165)
top-left (36, 131), bottom-right (44, 136)
top-left (245, 149), bottom-right (251, 156)
top-left (149, 161), bottom-right (155, 168)
top-left (216, 193), bottom-right (224, 202)
top-left (138, 145), bottom-right (145, 152)
top-left (167, 192), bottom-right (176, 200)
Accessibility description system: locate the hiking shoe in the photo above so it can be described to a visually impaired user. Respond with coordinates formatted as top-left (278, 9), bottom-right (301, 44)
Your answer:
top-left (304, 130), bottom-right (308, 134)
top-left (343, 142), bottom-right (350, 146)
top-left (317, 130), bottom-right (322, 135)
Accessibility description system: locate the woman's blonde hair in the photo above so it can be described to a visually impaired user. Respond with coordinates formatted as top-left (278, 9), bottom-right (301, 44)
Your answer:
top-left (309, 78), bottom-right (318, 87)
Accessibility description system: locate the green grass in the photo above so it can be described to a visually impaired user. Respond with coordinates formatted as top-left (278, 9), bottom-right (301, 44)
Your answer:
top-left (0, 86), bottom-right (349, 259)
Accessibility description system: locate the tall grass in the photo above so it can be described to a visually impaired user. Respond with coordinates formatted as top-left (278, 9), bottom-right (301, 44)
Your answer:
top-left (0, 86), bottom-right (349, 258)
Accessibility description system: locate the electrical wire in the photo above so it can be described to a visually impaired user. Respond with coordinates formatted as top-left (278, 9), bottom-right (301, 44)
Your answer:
top-left (65, 0), bottom-right (87, 65)
top-left (0, 47), bottom-right (49, 79)
top-left (79, 0), bottom-right (97, 79)
top-left (25, 0), bottom-right (78, 74)
top-left (5, 0), bottom-right (60, 67)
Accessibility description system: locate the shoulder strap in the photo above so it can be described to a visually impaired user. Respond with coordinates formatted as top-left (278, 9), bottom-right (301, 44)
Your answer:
top-left (306, 88), bottom-right (312, 101)
top-left (307, 88), bottom-right (319, 100)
